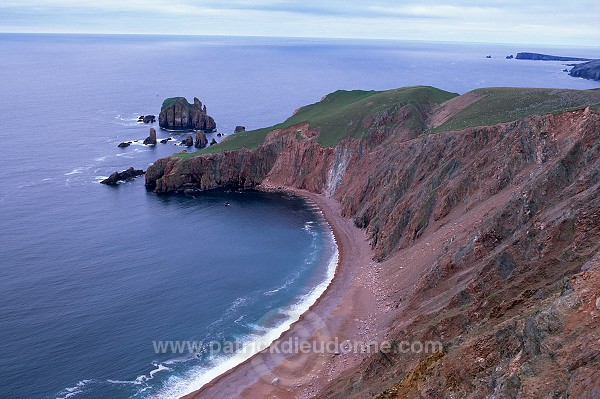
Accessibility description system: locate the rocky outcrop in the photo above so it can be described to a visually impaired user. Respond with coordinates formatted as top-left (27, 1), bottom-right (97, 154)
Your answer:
top-left (569, 59), bottom-right (600, 81)
top-left (158, 97), bottom-right (216, 132)
top-left (101, 167), bottom-right (144, 185)
top-left (143, 128), bottom-right (157, 145)
top-left (194, 131), bottom-right (208, 149)
top-left (234, 125), bottom-right (246, 133)
top-left (138, 115), bottom-right (156, 123)
top-left (516, 52), bottom-right (591, 61)
top-left (182, 135), bottom-right (194, 147)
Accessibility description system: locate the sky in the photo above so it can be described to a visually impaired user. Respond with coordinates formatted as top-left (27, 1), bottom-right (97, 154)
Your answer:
top-left (0, 0), bottom-right (599, 46)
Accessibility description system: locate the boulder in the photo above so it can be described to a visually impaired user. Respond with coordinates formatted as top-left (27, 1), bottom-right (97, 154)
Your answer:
top-left (100, 167), bottom-right (145, 185)
top-left (210, 138), bottom-right (217, 146)
top-left (143, 128), bottom-right (157, 145)
top-left (118, 142), bottom-right (131, 148)
top-left (158, 97), bottom-right (216, 132)
top-left (234, 125), bottom-right (246, 133)
top-left (195, 131), bottom-right (208, 149)
top-left (182, 134), bottom-right (194, 147)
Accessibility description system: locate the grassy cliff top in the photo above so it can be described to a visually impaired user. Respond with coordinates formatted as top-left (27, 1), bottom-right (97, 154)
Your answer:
top-left (175, 86), bottom-right (600, 159)
top-left (161, 97), bottom-right (193, 109)
top-left (178, 86), bottom-right (457, 158)
top-left (431, 87), bottom-right (600, 133)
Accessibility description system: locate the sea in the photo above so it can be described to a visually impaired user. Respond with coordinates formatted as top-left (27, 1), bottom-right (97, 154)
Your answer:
top-left (0, 34), bottom-right (598, 399)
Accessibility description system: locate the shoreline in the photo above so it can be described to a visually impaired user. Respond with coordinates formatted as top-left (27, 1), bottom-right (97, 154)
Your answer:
top-left (182, 185), bottom-right (382, 398)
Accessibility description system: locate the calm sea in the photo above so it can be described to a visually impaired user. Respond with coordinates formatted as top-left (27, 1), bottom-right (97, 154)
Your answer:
top-left (0, 34), bottom-right (598, 399)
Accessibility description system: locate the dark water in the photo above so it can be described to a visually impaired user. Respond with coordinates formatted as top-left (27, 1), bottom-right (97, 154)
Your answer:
top-left (0, 34), bottom-right (598, 399)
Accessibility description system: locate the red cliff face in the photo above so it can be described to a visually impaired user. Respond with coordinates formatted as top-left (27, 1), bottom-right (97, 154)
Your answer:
top-left (317, 108), bottom-right (600, 398)
top-left (146, 107), bottom-right (598, 260)
top-left (146, 107), bottom-right (600, 398)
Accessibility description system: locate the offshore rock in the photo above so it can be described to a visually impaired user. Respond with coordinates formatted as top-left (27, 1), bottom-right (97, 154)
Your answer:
top-left (195, 131), bottom-right (208, 149)
top-left (143, 128), bottom-right (157, 145)
top-left (182, 134), bottom-right (194, 147)
top-left (158, 97), bottom-right (216, 132)
top-left (101, 167), bottom-right (144, 185)
top-left (234, 125), bottom-right (246, 133)
top-left (143, 115), bottom-right (156, 123)
top-left (138, 115), bottom-right (156, 123)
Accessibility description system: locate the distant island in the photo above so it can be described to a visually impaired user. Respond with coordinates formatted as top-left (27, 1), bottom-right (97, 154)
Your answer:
top-left (515, 52), bottom-right (592, 61)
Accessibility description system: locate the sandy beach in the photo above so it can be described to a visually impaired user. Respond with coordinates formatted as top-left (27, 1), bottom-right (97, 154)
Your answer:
top-left (182, 186), bottom-right (386, 398)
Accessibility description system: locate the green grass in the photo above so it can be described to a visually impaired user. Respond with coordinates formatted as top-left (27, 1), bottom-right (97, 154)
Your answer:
top-left (161, 97), bottom-right (195, 109)
top-left (173, 86), bottom-right (600, 159)
top-left (432, 87), bottom-right (600, 133)
top-left (176, 86), bottom-right (457, 158)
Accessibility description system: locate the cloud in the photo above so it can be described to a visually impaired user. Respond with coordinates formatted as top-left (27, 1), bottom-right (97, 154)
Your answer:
top-left (0, 0), bottom-right (599, 46)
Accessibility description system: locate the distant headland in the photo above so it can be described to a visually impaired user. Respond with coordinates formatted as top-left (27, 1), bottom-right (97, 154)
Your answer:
top-left (500, 52), bottom-right (600, 81)
top-left (569, 59), bottom-right (600, 81)
top-left (515, 52), bottom-right (592, 61)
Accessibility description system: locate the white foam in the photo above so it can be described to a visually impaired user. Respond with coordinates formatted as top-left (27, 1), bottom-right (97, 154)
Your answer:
top-left (55, 379), bottom-right (93, 399)
top-left (204, 296), bottom-right (251, 334)
top-left (65, 167), bottom-right (85, 176)
top-left (150, 363), bottom-right (171, 378)
top-left (149, 227), bottom-right (339, 399)
top-left (107, 362), bottom-right (171, 387)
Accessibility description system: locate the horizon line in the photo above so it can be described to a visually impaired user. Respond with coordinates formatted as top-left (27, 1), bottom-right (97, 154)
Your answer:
top-left (1, 31), bottom-right (599, 50)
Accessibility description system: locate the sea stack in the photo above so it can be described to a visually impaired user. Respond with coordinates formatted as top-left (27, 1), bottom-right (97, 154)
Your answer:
top-left (195, 131), bottom-right (208, 149)
top-left (143, 127), bottom-right (157, 145)
top-left (158, 97), bottom-right (216, 132)
top-left (182, 134), bottom-right (194, 147)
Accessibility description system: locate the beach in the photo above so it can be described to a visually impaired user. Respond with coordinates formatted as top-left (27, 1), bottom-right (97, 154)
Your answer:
top-left (182, 186), bottom-right (386, 398)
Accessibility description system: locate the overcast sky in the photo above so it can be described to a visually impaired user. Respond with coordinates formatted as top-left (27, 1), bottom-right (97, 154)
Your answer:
top-left (1, 0), bottom-right (598, 46)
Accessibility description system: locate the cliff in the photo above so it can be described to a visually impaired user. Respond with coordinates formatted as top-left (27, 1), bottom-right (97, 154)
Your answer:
top-left (158, 97), bottom-right (216, 131)
top-left (569, 59), bottom-right (600, 81)
top-left (146, 86), bottom-right (600, 398)
top-left (515, 52), bottom-right (591, 61)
